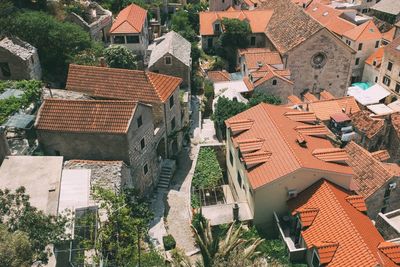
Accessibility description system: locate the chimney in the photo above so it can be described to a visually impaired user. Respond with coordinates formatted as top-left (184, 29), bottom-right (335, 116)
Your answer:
top-left (99, 57), bottom-right (106, 67)
top-left (233, 203), bottom-right (239, 221)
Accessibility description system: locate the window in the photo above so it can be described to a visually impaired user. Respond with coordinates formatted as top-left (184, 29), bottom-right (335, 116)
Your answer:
top-left (137, 115), bottom-right (143, 128)
top-left (55, 150), bottom-right (61, 156)
top-left (384, 187), bottom-right (391, 198)
top-left (375, 40), bottom-right (380, 48)
top-left (237, 171), bottom-right (242, 188)
top-left (355, 58), bottom-right (360, 65)
top-left (207, 38), bottom-right (213, 48)
top-left (165, 56), bottom-right (172, 65)
top-left (143, 164), bottom-right (148, 175)
top-left (214, 23), bottom-right (221, 34)
top-left (375, 76), bottom-right (378, 83)
top-left (388, 61), bottom-right (393, 71)
top-left (396, 83), bottom-right (400, 93)
top-left (140, 138), bottom-right (145, 150)
top-left (126, 35), bottom-right (139, 43)
top-left (272, 79), bottom-right (277, 85)
top-left (345, 39), bottom-right (351, 46)
top-left (113, 35), bottom-right (125, 44)
top-left (0, 62), bottom-right (11, 77)
top-left (373, 60), bottom-right (377, 66)
top-left (169, 95), bottom-right (174, 109)
top-left (171, 117), bottom-right (176, 130)
top-left (358, 43), bottom-right (363, 51)
top-left (383, 76), bottom-right (391, 86)
top-left (311, 250), bottom-right (320, 267)
top-left (229, 150), bottom-right (233, 165)
top-left (250, 36), bottom-right (256, 46)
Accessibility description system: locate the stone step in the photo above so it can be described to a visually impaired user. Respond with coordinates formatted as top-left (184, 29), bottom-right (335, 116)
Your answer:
top-left (160, 174), bottom-right (171, 179)
top-left (159, 178), bottom-right (170, 183)
top-left (157, 183), bottom-right (169, 189)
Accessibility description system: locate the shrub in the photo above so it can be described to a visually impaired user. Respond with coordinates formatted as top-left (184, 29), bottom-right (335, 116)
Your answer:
top-left (163, 234), bottom-right (176, 251)
top-left (191, 213), bottom-right (207, 232)
top-left (192, 147), bottom-right (223, 189)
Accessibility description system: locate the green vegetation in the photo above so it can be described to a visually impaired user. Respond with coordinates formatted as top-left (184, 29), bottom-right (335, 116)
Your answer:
top-left (192, 147), bottom-right (223, 189)
top-left (0, 187), bottom-right (69, 265)
top-left (163, 234), bottom-right (177, 251)
top-left (0, 80), bottom-right (42, 124)
top-left (247, 92), bottom-right (282, 107)
top-left (104, 45), bottom-right (138, 70)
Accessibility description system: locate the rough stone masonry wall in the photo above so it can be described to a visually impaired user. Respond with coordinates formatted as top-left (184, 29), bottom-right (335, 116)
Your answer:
top-left (164, 87), bottom-right (183, 156)
top-left (287, 29), bottom-right (353, 98)
top-left (0, 47), bottom-right (41, 80)
top-left (149, 54), bottom-right (190, 88)
top-left (388, 127), bottom-right (400, 164)
top-left (254, 77), bottom-right (294, 104)
top-left (375, 210), bottom-right (400, 240)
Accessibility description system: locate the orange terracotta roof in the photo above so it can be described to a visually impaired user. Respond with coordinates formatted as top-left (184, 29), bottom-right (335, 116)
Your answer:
top-left (320, 90), bottom-right (335, 100)
top-left (110, 4), bottom-right (147, 34)
top-left (343, 20), bottom-right (382, 42)
top-left (295, 207), bottom-right (319, 227)
top-left (247, 65), bottom-right (293, 90)
top-left (199, 9), bottom-right (274, 35)
top-left (35, 99), bottom-right (137, 134)
top-left (371, 150), bottom-right (390, 162)
top-left (365, 47), bottom-right (384, 66)
top-left (236, 138), bottom-right (265, 153)
top-left (239, 48), bottom-right (283, 70)
top-left (207, 70), bottom-right (231, 82)
top-left (284, 111), bottom-right (317, 123)
top-left (345, 195), bottom-right (368, 212)
top-left (314, 242), bottom-right (339, 265)
top-left (391, 111), bottom-right (400, 137)
top-left (303, 92), bottom-right (318, 102)
top-left (289, 179), bottom-right (395, 267)
top-left (241, 150), bottom-right (272, 168)
top-left (66, 64), bottom-right (182, 104)
top-left (379, 242), bottom-right (400, 264)
top-left (345, 141), bottom-right (395, 198)
top-left (305, 2), bottom-right (356, 36)
top-left (226, 118), bottom-right (254, 134)
top-left (383, 163), bottom-right (400, 177)
top-left (287, 95), bottom-right (302, 105)
top-left (307, 96), bottom-right (360, 121)
top-left (226, 104), bottom-right (353, 189)
top-left (385, 37), bottom-right (400, 61)
top-left (382, 27), bottom-right (396, 42)
top-left (350, 111), bottom-right (384, 139)
top-left (295, 124), bottom-right (330, 137)
top-left (312, 148), bottom-right (348, 164)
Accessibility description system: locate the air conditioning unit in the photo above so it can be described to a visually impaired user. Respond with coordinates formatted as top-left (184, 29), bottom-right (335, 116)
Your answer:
top-left (389, 182), bottom-right (397, 190)
top-left (288, 189), bottom-right (298, 199)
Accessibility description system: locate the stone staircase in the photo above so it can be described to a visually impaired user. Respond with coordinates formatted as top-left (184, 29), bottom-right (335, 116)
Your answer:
top-left (157, 159), bottom-right (176, 190)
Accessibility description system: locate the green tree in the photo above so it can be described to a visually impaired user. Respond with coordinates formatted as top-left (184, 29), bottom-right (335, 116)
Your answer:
top-left (0, 187), bottom-right (69, 265)
top-left (171, 10), bottom-right (199, 43)
top-left (0, 225), bottom-right (33, 267)
top-left (71, 43), bottom-right (105, 67)
top-left (212, 96), bottom-right (248, 138)
top-left (0, 11), bottom-right (93, 81)
top-left (104, 45), bottom-right (138, 70)
top-left (247, 92), bottom-right (282, 107)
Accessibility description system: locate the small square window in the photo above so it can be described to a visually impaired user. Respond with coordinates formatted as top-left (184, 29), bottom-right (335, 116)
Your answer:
top-left (113, 35), bottom-right (125, 44)
top-left (143, 164), bottom-right (148, 175)
top-left (137, 115), bottom-right (143, 128)
top-left (358, 43), bottom-right (363, 51)
top-left (272, 79), bottom-right (277, 85)
top-left (169, 95), bottom-right (174, 109)
top-left (165, 56), bottom-right (172, 65)
top-left (355, 58), bottom-right (360, 65)
top-left (388, 62), bottom-right (393, 71)
top-left (140, 138), bottom-right (145, 150)
top-left (383, 76), bottom-right (391, 86)
top-left (171, 117), bottom-right (176, 130)
top-left (126, 35), bottom-right (139, 43)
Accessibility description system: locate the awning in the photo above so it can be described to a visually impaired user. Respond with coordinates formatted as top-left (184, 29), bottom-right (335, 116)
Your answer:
top-left (347, 84), bottom-right (390, 106)
top-left (367, 103), bottom-right (394, 115)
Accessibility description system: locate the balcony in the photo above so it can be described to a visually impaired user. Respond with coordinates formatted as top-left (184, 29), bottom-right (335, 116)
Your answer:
top-left (274, 212), bottom-right (306, 262)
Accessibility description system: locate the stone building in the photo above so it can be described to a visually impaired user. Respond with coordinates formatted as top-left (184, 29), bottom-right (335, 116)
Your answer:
top-left (66, 64), bottom-right (184, 158)
top-left (0, 37), bottom-right (41, 80)
top-left (378, 37), bottom-right (400, 100)
top-left (35, 99), bottom-right (160, 194)
top-left (109, 4), bottom-right (149, 56)
top-left (148, 31), bottom-right (191, 90)
top-left (209, 0), bottom-right (234, 11)
top-left (345, 141), bottom-right (400, 220)
top-left (66, 1), bottom-right (112, 42)
top-left (362, 46), bottom-right (384, 84)
top-left (371, 0), bottom-right (400, 24)
top-left (262, 0), bottom-right (354, 97)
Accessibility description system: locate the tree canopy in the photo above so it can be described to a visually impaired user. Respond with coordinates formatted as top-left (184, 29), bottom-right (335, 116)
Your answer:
top-left (247, 92), bottom-right (282, 107)
top-left (104, 45), bottom-right (138, 70)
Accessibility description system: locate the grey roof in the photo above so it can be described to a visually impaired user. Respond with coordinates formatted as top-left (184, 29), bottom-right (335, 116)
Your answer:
top-left (3, 114), bottom-right (35, 129)
top-left (148, 31), bottom-right (191, 67)
top-left (371, 0), bottom-right (400, 15)
top-left (0, 37), bottom-right (36, 60)
top-left (0, 89), bottom-right (24, 100)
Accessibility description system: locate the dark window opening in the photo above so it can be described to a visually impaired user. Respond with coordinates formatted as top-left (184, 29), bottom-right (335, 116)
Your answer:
top-left (0, 62), bottom-right (11, 77)
top-left (229, 150), bottom-right (233, 165)
top-left (208, 38), bottom-right (213, 48)
top-left (358, 43), bottom-right (363, 51)
top-left (137, 115), bottom-right (143, 128)
top-left (250, 36), bottom-right (256, 46)
top-left (140, 138), bottom-right (145, 150)
top-left (383, 76), bottom-right (391, 86)
top-left (375, 40), bottom-right (380, 48)
top-left (355, 58), bottom-right (360, 65)
top-left (171, 117), bottom-right (176, 130)
top-left (169, 95), bottom-right (174, 109)
top-left (113, 35), bottom-right (125, 44)
top-left (396, 83), bottom-right (400, 93)
top-left (272, 79), bottom-right (277, 85)
top-left (388, 61), bottom-right (393, 71)
top-left (144, 164), bottom-right (148, 175)
top-left (126, 35), bottom-right (139, 44)
top-left (165, 56), bottom-right (172, 65)
top-left (237, 171), bottom-right (242, 188)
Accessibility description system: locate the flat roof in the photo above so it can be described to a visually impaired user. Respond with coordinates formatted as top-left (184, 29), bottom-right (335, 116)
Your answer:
top-left (0, 156), bottom-right (64, 215)
top-left (347, 84), bottom-right (390, 106)
top-left (367, 103), bottom-right (394, 115)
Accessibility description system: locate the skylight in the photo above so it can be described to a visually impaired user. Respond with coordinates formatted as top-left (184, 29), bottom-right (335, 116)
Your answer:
top-left (323, 12), bottom-right (328, 16)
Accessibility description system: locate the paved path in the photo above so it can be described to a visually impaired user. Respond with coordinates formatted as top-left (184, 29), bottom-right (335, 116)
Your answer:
top-left (201, 118), bottom-right (220, 144)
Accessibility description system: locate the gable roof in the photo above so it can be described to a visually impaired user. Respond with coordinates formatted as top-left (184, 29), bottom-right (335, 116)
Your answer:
top-left (345, 141), bottom-right (395, 198)
top-left (207, 70), bottom-right (231, 83)
top-left (261, 0), bottom-right (324, 54)
top-left (225, 104), bottom-right (353, 189)
top-left (343, 20), bottom-right (382, 42)
top-left (307, 96), bottom-right (360, 121)
top-left (365, 46), bottom-right (384, 66)
top-left (350, 110), bottom-right (385, 139)
top-left (385, 37), bottom-right (400, 61)
top-left (110, 4), bottom-right (147, 34)
top-left (289, 179), bottom-right (395, 267)
top-left (244, 64), bottom-right (292, 91)
top-left (35, 99), bottom-right (138, 134)
top-left (66, 64), bottom-right (182, 103)
top-left (238, 48), bottom-right (283, 69)
top-left (199, 9), bottom-right (274, 35)
top-left (148, 31), bottom-right (191, 67)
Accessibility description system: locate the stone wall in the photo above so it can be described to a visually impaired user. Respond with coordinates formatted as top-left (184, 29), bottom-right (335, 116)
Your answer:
top-left (362, 63), bottom-right (380, 84)
top-left (375, 210), bottom-right (400, 240)
top-left (209, 0), bottom-right (233, 11)
top-left (164, 87), bottom-right (183, 156)
top-left (0, 129), bottom-right (10, 166)
top-left (388, 127), bottom-right (400, 164)
top-left (286, 28), bottom-right (353, 98)
top-left (378, 48), bottom-right (400, 94)
top-left (253, 77), bottom-right (294, 104)
top-left (366, 176), bottom-right (400, 220)
top-left (149, 53), bottom-right (191, 88)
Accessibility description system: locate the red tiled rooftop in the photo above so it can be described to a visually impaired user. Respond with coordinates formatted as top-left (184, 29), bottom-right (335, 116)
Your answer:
top-left (303, 92), bottom-right (319, 102)
top-left (207, 70), bottom-right (231, 83)
top-left (320, 90), bottom-right (335, 100)
top-left (382, 27), bottom-right (396, 42)
top-left (343, 20), bottom-right (382, 42)
top-left (371, 150), bottom-right (390, 162)
top-left (379, 242), bottom-right (400, 264)
top-left (66, 64), bottom-right (182, 103)
top-left (295, 124), bottom-right (330, 137)
top-left (306, 95), bottom-right (360, 121)
top-left (35, 99), bottom-right (138, 134)
top-left (365, 47), bottom-right (384, 66)
top-left (312, 148), bottom-right (348, 164)
top-left (110, 4), bottom-right (147, 34)
top-left (350, 110), bottom-right (384, 139)
top-left (239, 48), bottom-right (283, 70)
top-left (225, 104), bottom-right (353, 189)
top-left (289, 179), bottom-right (396, 266)
top-left (287, 95), bottom-right (302, 105)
